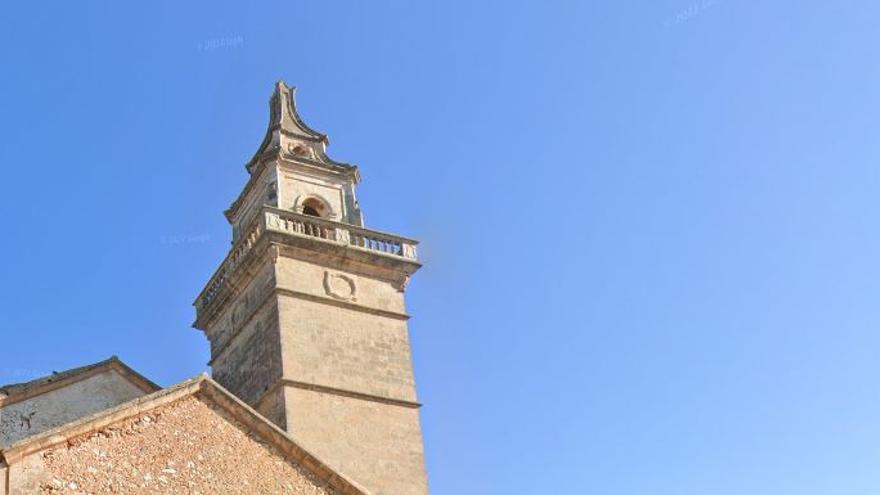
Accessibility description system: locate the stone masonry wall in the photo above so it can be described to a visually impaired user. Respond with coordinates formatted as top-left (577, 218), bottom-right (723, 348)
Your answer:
top-left (277, 168), bottom-right (349, 223)
top-left (0, 370), bottom-right (147, 448)
top-left (255, 386), bottom-right (287, 429)
top-left (211, 300), bottom-right (283, 407)
top-left (273, 253), bottom-right (427, 494)
top-left (200, 213), bottom-right (426, 493)
top-left (205, 262), bottom-right (276, 357)
top-left (275, 255), bottom-right (406, 316)
top-left (7, 396), bottom-right (338, 494)
top-left (286, 387), bottom-right (428, 495)
top-left (278, 294), bottom-right (417, 403)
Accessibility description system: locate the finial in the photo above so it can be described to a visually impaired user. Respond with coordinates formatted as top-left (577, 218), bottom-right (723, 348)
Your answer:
top-left (243, 81), bottom-right (356, 175)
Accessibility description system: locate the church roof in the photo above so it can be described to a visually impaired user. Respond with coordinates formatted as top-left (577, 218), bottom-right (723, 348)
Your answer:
top-left (0, 374), bottom-right (370, 495)
top-left (0, 356), bottom-right (159, 406)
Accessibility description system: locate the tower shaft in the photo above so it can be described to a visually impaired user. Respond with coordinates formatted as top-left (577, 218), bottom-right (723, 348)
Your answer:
top-left (194, 83), bottom-right (427, 495)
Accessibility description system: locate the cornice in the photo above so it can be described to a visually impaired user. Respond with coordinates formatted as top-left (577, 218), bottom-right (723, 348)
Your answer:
top-left (254, 378), bottom-right (422, 413)
top-left (194, 207), bottom-right (420, 330)
top-left (276, 287), bottom-right (410, 320)
top-left (203, 283), bottom-right (412, 368)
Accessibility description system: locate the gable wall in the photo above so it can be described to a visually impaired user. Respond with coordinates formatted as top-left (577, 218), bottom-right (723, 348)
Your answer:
top-left (7, 396), bottom-right (338, 494)
top-left (0, 370), bottom-right (148, 448)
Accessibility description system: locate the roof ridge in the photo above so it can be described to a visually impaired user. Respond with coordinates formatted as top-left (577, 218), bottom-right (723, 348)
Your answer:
top-left (0, 356), bottom-right (160, 410)
top-left (0, 356), bottom-right (117, 396)
top-left (0, 375), bottom-right (206, 456)
top-left (0, 374), bottom-right (370, 495)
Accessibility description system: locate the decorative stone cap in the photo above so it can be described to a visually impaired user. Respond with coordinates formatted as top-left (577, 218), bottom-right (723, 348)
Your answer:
top-left (244, 81), bottom-right (356, 175)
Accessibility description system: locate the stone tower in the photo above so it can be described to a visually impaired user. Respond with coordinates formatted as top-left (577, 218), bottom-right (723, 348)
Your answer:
top-left (193, 82), bottom-right (427, 495)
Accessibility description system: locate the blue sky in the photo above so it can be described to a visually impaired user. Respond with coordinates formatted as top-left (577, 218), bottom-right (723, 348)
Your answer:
top-left (2, 1), bottom-right (880, 493)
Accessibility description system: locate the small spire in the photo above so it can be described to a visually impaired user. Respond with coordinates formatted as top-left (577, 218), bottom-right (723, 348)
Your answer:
top-left (244, 81), bottom-right (350, 174)
top-left (270, 81), bottom-right (327, 142)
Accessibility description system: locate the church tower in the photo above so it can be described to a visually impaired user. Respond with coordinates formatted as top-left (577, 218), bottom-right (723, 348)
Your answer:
top-left (193, 82), bottom-right (427, 495)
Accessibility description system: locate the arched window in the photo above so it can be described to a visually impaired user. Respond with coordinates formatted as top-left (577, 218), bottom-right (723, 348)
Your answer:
top-left (300, 197), bottom-right (329, 218)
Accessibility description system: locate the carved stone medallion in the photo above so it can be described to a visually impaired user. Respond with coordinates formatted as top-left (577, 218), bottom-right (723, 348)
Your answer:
top-left (323, 271), bottom-right (357, 302)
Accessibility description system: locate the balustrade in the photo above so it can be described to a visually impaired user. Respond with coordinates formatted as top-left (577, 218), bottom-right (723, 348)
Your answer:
top-left (197, 207), bottom-right (418, 313)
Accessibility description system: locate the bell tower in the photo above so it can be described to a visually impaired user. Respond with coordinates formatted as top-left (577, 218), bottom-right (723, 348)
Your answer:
top-left (193, 82), bottom-right (427, 495)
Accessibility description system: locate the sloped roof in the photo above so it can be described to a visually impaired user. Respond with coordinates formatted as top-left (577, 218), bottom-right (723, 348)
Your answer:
top-left (0, 374), bottom-right (369, 495)
top-left (0, 356), bottom-right (159, 407)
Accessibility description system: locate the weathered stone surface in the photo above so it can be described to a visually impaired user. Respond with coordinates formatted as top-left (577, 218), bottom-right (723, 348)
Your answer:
top-left (211, 299), bottom-right (283, 406)
top-left (278, 291), bottom-right (417, 403)
top-left (286, 388), bottom-right (428, 495)
top-left (11, 396), bottom-right (338, 494)
top-left (275, 254), bottom-right (408, 317)
top-left (0, 364), bottom-right (155, 448)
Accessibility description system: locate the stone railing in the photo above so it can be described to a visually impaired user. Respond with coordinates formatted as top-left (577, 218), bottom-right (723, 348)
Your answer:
top-left (263, 207), bottom-right (418, 260)
top-left (198, 219), bottom-right (264, 313)
top-left (196, 206), bottom-right (418, 314)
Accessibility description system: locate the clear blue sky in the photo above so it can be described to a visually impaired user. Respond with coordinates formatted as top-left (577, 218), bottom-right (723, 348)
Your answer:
top-left (2, 1), bottom-right (879, 493)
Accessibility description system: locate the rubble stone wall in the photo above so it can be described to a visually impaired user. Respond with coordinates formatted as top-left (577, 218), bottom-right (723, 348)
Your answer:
top-left (8, 396), bottom-right (337, 494)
